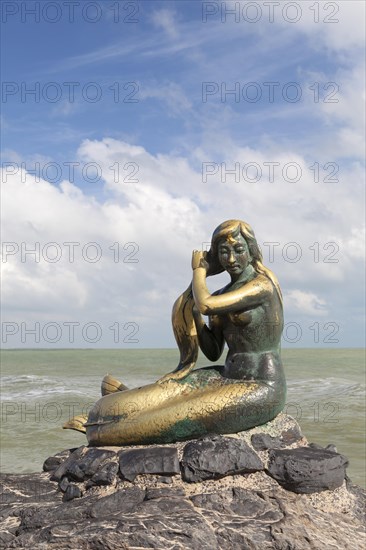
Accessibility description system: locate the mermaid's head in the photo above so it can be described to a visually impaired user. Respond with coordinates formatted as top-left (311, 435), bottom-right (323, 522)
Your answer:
top-left (207, 219), bottom-right (282, 304)
top-left (206, 220), bottom-right (260, 274)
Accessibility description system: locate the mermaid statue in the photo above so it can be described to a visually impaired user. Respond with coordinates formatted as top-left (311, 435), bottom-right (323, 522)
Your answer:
top-left (64, 220), bottom-right (286, 445)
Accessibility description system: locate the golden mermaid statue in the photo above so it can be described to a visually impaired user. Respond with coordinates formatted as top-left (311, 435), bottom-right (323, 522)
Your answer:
top-left (64, 220), bottom-right (286, 445)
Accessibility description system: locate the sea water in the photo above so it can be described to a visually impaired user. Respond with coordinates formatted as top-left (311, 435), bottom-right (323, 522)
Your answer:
top-left (0, 348), bottom-right (365, 487)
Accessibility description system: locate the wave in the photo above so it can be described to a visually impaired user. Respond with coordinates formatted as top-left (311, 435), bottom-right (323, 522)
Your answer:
top-left (1, 388), bottom-right (92, 400)
top-left (1, 375), bottom-right (55, 383)
top-left (289, 378), bottom-right (365, 397)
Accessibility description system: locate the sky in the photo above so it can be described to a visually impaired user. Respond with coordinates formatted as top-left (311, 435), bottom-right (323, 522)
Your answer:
top-left (1, 0), bottom-right (365, 349)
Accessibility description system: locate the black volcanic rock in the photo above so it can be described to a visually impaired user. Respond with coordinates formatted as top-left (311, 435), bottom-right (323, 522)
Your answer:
top-left (190, 487), bottom-right (283, 523)
top-left (63, 483), bottom-right (82, 502)
top-left (1, 415), bottom-right (364, 549)
top-left (58, 476), bottom-right (69, 493)
top-left (50, 447), bottom-right (118, 484)
top-left (65, 461), bottom-right (85, 482)
top-left (89, 487), bottom-right (146, 518)
top-left (267, 446), bottom-right (349, 493)
top-left (42, 454), bottom-right (67, 472)
top-left (181, 434), bottom-right (264, 482)
top-left (86, 461), bottom-right (119, 488)
top-left (280, 426), bottom-right (303, 444)
top-left (119, 446), bottom-right (180, 481)
top-left (251, 433), bottom-right (283, 450)
top-left (76, 448), bottom-right (117, 477)
top-left (251, 425), bottom-right (303, 450)
top-left (50, 446), bottom-right (87, 482)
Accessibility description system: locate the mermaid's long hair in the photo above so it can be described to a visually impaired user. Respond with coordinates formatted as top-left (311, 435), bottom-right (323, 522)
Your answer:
top-left (171, 220), bottom-right (282, 371)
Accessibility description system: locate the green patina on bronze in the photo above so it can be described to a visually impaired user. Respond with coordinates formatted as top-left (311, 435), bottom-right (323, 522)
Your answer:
top-left (156, 417), bottom-right (207, 444)
top-left (64, 220), bottom-right (287, 445)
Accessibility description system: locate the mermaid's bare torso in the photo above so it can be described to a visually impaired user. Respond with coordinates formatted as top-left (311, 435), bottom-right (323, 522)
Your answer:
top-left (210, 277), bottom-right (285, 387)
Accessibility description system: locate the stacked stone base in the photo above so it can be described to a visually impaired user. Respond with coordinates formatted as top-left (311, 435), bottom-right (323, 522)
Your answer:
top-left (0, 414), bottom-right (365, 549)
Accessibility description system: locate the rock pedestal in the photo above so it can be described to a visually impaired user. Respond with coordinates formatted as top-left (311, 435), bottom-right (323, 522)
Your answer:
top-left (0, 414), bottom-right (365, 549)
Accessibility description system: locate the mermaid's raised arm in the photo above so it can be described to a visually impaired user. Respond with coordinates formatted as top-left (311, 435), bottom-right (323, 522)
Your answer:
top-left (192, 266), bottom-right (271, 316)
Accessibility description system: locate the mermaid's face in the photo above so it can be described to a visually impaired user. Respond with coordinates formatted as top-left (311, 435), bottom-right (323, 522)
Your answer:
top-left (218, 233), bottom-right (251, 275)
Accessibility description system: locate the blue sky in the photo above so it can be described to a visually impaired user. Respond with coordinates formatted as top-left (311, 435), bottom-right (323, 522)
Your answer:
top-left (1, 0), bottom-right (365, 348)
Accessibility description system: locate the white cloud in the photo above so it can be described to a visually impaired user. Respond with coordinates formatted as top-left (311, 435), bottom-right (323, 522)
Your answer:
top-left (2, 134), bottom-right (364, 347)
top-left (1, 156), bottom-right (203, 346)
top-left (290, 1), bottom-right (365, 53)
top-left (151, 8), bottom-right (180, 40)
top-left (2, 260), bottom-right (88, 313)
top-left (284, 290), bottom-right (328, 316)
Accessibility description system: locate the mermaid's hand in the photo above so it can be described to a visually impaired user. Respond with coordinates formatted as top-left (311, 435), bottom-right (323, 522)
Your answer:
top-left (157, 362), bottom-right (195, 384)
top-left (192, 250), bottom-right (209, 271)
